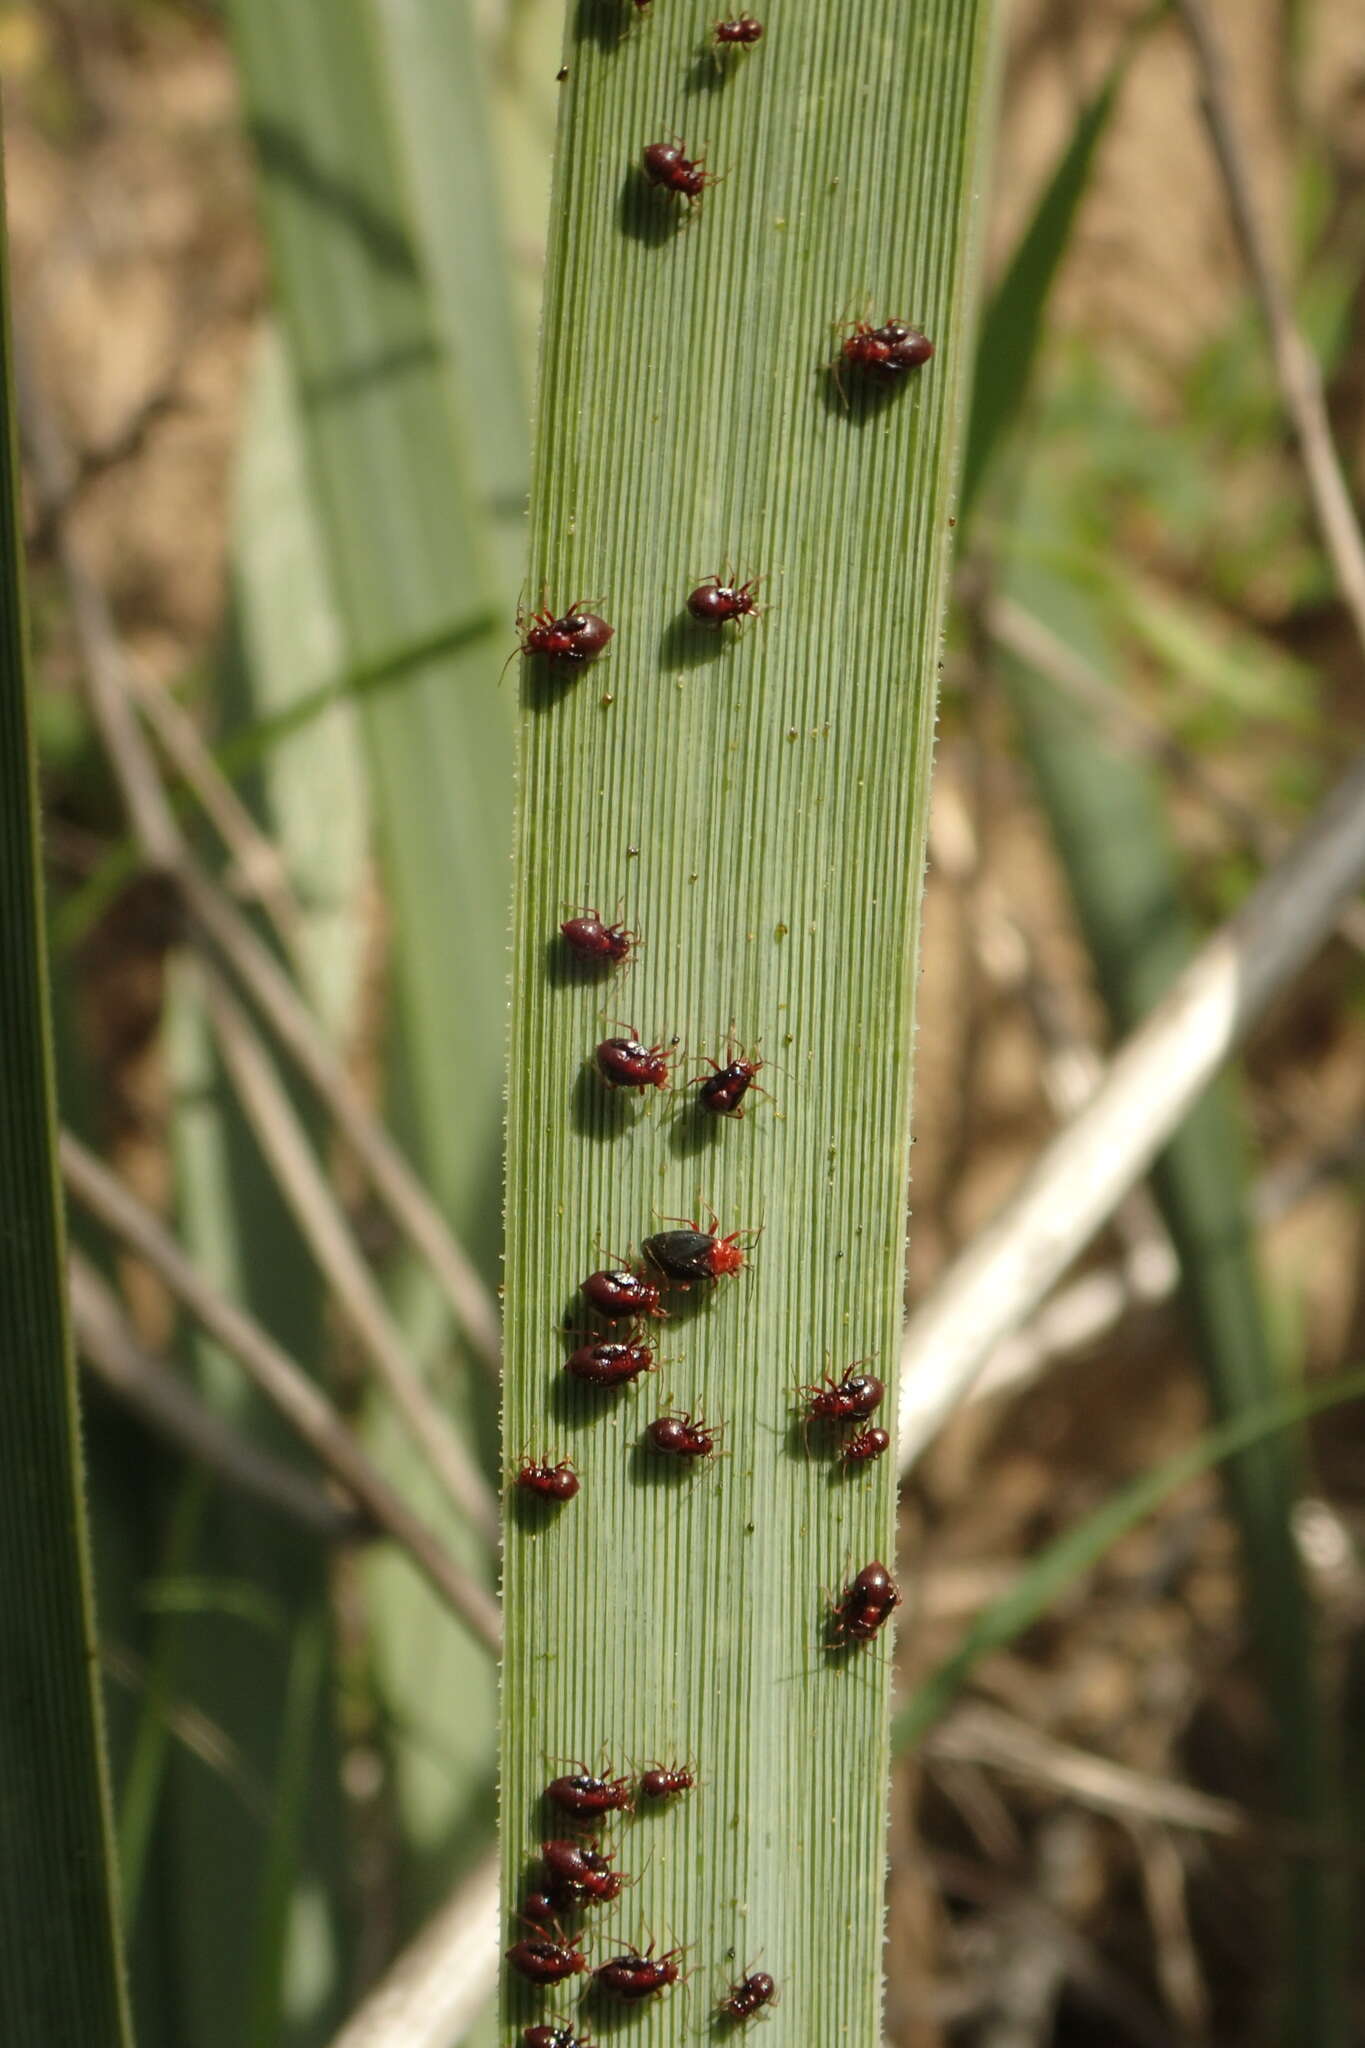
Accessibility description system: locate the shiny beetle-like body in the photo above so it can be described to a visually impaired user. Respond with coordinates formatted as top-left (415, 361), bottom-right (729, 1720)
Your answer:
top-left (638, 1761), bottom-right (696, 1801)
top-left (837, 317), bottom-right (934, 393)
top-left (830, 1560), bottom-right (901, 1646)
top-left (647, 1412), bottom-right (721, 1458)
top-left (695, 1045), bottom-right (764, 1117)
top-left (564, 1337), bottom-right (655, 1388)
top-left (507, 1936), bottom-right (588, 1985)
top-left (642, 140), bottom-right (718, 204)
top-left (718, 1969), bottom-right (777, 2020)
top-left (642, 1210), bottom-right (756, 1286)
top-left (715, 13), bottom-right (764, 44)
top-left (802, 1366), bottom-right (884, 1425)
top-left (561, 909), bottom-right (638, 966)
top-left (516, 1458), bottom-right (579, 1502)
top-left (594, 1947), bottom-right (682, 2000)
top-left (580, 1266), bottom-right (666, 1321)
top-left (841, 1425), bottom-right (891, 1466)
top-left (595, 1033), bottom-right (673, 1091)
top-left (516, 602), bottom-right (614, 667)
top-left (541, 1839), bottom-right (622, 1903)
top-left (545, 1770), bottom-right (633, 1819)
top-left (686, 574), bottom-right (763, 628)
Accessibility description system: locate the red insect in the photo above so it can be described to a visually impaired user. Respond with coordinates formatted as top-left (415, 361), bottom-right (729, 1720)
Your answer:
top-left (580, 1265), bottom-right (666, 1321)
top-left (829, 1560), bottom-right (901, 1646)
top-left (801, 1364), bottom-right (884, 1426)
top-left (686, 572), bottom-right (763, 628)
top-left (642, 1208), bottom-right (759, 1287)
top-left (561, 908), bottom-right (639, 967)
top-left (834, 316), bottom-right (934, 398)
top-left (521, 1889), bottom-right (561, 1925)
top-left (515, 599), bottom-right (615, 668)
top-left (841, 1425), bottom-right (891, 1467)
top-left (515, 1457), bottom-right (580, 1503)
top-left (637, 1761), bottom-right (696, 1801)
top-left (541, 1839), bottom-right (622, 1903)
top-left (595, 1032), bottom-right (675, 1091)
top-left (594, 1945), bottom-right (683, 2000)
top-left (647, 1411), bottom-right (722, 1458)
top-left (507, 1935), bottom-right (589, 1985)
top-left (523, 2028), bottom-right (594, 2048)
top-left (545, 1769), bottom-right (634, 1819)
top-left (714, 13), bottom-right (764, 44)
top-left (694, 1044), bottom-right (765, 1118)
top-left (718, 1970), bottom-right (778, 2021)
top-left (642, 139), bottom-right (719, 205)
top-left (564, 1334), bottom-right (656, 1388)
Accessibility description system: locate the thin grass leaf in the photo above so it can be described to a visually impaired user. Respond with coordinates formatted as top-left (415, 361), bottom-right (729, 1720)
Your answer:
top-left (894, 1365), bottom-right (1365, 1751)
top-left (503, 5), bottom-right (997, 2038)
top-left (126, 329), bottom-right (365, 2048)
top-left (224, 0), bottom-right (509, 1912)
top-left (960, 10), bottom-right (1154, 527)
top-left (0, 119), bottom-right (134, 2048)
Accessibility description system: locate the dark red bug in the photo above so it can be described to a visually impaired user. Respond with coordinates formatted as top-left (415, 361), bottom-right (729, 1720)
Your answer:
top-left (564, 1335), bottom-right (656, 1388)
top-left (507, 1935), bottom-right (589, 1985)
top-left (835, 316), bottom-right (934, 399)
top-left (561, 908), bottom-right (639, 967)
top-left (642, 1209), bottom-right (758, 1287)
top-left (637, 1761), bottom-right (696, 1801)
top-left (647, 1411), bottom-right (722, 1459)
top-left (515, 1458), bottom-right (580, 1503)
top-left (694, 1044), bottom-right (765, 1117)
top-left (841, 1425), bottom-right (891, 1466)
top-left (580, 1266), bottom-right (666, 1321)
top-left (521, 1889), bottom-right (561, 1925)
top-left (642, 139), bottom-right (719, 205)
top-left (515, 600), bottom-right (614, 668)
top-left (545, 1770), bottom-right (634, 1819)
top-left (686, 573), bottom-right (763, 628)
top-left (718, 1970), bottom-right (777, 2021)
top-left (594, 1946), bottom-right (683, 2000)
top-left (714, 13), bottom-right (764, 44)
top-left (801, 1364), bottom-right (884, 1425)
top-left (830, 1560), bottom-right (902, 1646)
top-left (595, 1032), bottom-right (675, 1091)
top-left (541, 1839), bottom-right (622, 1903)
top-left (524, 2027), bottom-right (594, 2048)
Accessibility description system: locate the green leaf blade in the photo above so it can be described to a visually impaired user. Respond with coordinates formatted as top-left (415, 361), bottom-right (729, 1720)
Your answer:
top-left (504, 5), bottom-right (998, 2039)
top-left (0, 118), bottom-right (134, 2048)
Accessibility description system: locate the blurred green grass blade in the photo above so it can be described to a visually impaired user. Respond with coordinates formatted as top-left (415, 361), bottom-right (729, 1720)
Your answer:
top-left (960, 13), bottom-right (1152, 526)
top-left (225, 0), bottom-right (506, 1917)
top-left (894, 1365), bottom-right (1365, 1751)
top-left (503, 4), bottom-right (997, 2038)
top-left (246, 1614), bottom-right (329, 2048)
top-left (377, 0), bottom-right (529, 590)
top-left (998, 541), bottom-right (1348, 2044)
top-left (160, 978), bottom-right (350, 2048)
top-left (226, 0), bottom-right (514, 1244)
top-left (0, 124), bottom-right (134, 2048)
top-left (141, 333), bottom-right (365, 2048)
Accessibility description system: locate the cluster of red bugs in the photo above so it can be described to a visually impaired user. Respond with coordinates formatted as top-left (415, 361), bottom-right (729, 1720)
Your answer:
top-left (800, 1361), bottom-right (891, 1467)
top-left (507, 5), bottom-right (937, 2025)
top-left (508, 1762), bottom-right (699, 2017)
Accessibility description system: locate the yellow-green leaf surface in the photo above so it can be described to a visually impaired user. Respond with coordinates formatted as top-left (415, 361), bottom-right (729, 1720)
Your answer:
top-left (504, 6), bottom-right (996, 2040)
top-left (0, 120), bottom-right (134, 2048)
